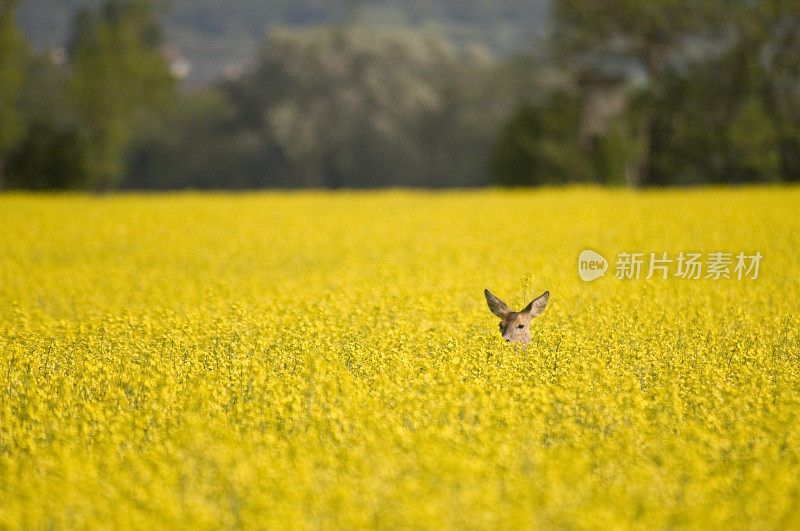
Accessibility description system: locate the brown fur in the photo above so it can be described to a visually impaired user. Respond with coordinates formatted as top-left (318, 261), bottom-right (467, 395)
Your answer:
top-left (484, 289), bottom-right (549, 344)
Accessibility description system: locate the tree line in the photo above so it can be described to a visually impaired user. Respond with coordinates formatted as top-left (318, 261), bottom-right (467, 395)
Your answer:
top-left (2, 0), bottom-right (800, 190)
top-left (495, 0), bottom-right (800, 186)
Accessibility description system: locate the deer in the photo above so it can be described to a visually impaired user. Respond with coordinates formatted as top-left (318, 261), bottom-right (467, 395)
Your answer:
top-left (484, 289), bottom-right (549, 344)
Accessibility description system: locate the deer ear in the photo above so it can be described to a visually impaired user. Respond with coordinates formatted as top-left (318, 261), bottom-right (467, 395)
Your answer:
top-left (522, 291), bottom-right (549, 319)
top-left (484, 289), bottom-right (511, 318)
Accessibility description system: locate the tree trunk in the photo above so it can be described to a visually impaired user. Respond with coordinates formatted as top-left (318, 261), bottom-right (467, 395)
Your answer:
top-left (629, 45), bottom-right (668, 188)
top-left (0, 154), bottom-right (5, 192)
top-left (629, 97), bottom-right (655, 188)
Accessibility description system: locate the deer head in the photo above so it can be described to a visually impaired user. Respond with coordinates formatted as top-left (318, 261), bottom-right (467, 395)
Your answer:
top-left (484, 289), bottom-right (549, 344)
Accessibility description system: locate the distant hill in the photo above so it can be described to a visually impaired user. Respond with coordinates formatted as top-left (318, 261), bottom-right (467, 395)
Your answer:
top-left (18, 0), bottom-right (549, 84)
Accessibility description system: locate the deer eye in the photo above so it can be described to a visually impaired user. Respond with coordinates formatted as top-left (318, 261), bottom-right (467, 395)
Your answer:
top-left (517, 324), bottom-right (524, 329)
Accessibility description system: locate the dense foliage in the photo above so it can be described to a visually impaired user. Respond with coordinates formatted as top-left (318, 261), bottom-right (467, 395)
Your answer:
top-left (129, 26), bottom-right (508, 189)
top-left (550, 0), bottom-right (800, 186)
top-left (18, 0), bottom-right (549, 82)
top-left (0, 0), bottom-right (27, 189)
top-left (69, 0), bottom-right (174, 189)
top-left (1, 188), bottom-right (799, 527)
top-left (3, 0), bottom-right (800, 189)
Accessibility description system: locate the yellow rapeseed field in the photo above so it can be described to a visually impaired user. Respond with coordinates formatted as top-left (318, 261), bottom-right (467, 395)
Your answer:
top-left (1, 188), bottom-right (799, 528)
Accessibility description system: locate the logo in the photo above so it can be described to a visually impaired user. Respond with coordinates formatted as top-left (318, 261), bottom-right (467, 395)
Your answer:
top-left (578, 250), bottom-right (762, 281)
top-left (578, 249), bottom-right (608, 282)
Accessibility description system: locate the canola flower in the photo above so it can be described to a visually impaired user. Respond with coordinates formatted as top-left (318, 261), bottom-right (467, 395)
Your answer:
top-left (1, 188), bottom-right (799, 528)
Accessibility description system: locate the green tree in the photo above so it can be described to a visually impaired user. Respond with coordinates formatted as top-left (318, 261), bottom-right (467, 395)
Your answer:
top-left (6, 53), bottom-right (90, 190)
top-left (647, 1), bottom-right (800, 184)
top-left (0, 0), bottom-right (27, 190)
top-left (123, 88), bottom-right (288, 189)
top-left (69, 0), bottom-right (173, 190)
top-left (727, 0), bottom-right (800, 182)
top-left (490, 90), bottom-right (591, 186)
top-left (554, 0), bottom-right (800, 185)
top-left (226, 25), bottom-right (502, 188)
top-left (727, 97), bottom-right (781, 182)
top-left (553, 0), bottom-right (713, 186)
top-left (7, 122), bottom-right (88, 190)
